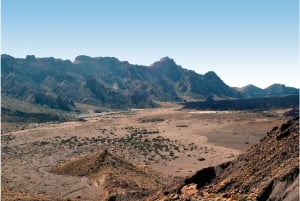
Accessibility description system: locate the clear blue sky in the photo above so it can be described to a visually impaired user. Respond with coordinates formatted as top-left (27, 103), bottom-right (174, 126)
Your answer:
top-left (2, 0), bottom-right (299, 88)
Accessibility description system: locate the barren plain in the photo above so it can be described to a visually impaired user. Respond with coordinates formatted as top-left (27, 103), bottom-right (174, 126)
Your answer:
top-left (1, 106), bottom-right (290, 200)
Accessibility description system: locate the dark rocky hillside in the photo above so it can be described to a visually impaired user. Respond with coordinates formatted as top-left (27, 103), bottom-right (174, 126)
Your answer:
top-left (1, 107), bottom-right (67, 124)
top-left (160, 117), bottom-right (299, 201)
top-left (237, 84), bottom-right (266, 97)
top-left (182, 95), bottom-right (299, 111)
top-left (1, 54), bottom-right (239, 109)
top-left (238, 84), bottom-right (299, 98)
top-left (2, 54), bottom-right (298, 110)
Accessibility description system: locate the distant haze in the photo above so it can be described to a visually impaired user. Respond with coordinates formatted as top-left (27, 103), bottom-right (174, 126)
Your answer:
top-left (2, 0), bottom-right (299, 88)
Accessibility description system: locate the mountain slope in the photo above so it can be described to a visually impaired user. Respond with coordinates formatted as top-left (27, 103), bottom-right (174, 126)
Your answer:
top-left (238, 84), bottom-right (266, 97)
top-left (2, 54), bottom-right (297, 110)
top-left (238, 84), bottom-right (299, 98)
top-left (264, 84), bottom-right (299, 96)
top-left (1, 54), bottom-right (244, 109)
top-left (161, 117), bottom-right (299, 201)
top-left (203, 117), bottom-right (299, 201)
top-left (149, 57), bottom-right (242, 99)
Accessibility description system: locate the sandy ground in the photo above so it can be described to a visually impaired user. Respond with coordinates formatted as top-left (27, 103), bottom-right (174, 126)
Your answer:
top-left (1, 106), bottom-right (288, 200)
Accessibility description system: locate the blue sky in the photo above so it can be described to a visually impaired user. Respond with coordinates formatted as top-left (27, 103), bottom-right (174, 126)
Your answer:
top-left (2, 0), bottom-right (299, 88)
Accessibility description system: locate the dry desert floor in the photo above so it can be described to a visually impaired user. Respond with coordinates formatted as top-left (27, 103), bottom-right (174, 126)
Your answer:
top-left (1, 106), bottom-right (289, 200)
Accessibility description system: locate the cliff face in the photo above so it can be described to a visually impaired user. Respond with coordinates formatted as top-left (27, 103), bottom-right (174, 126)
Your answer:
top-left (161, 117), bottom-right (299, 201)
top-left (2, 54), bottom-right (244, 109)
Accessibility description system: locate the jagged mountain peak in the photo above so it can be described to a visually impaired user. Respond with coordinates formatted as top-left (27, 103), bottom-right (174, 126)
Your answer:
top-left (159, 56), bottom-right (175, 62)
top-left (74, 55), bottom-right (125, 66)
top-left (264, 83), bottom-right (289, 91)
top-left (237, 83), bottom-right (299, 98)
top-left (241, 84), bottom-right (261, 89)
top-left (204, 71), bottom-right (219, 79)
top-left (204, 70), bottom-right (217, 75)
top-left (203, 71), bottom-right (227, 85)
top-left (25, 55), bottom-right (36, 60)
top-left (73, 55), bottom-right (95, 64)
top-left (264, 83), bottom-right (299, 96)
top-left (150, 56), bottom-right (177, 68)
top-left (266, 83), bottom-right (286, 88)
top-left (1, 54), bottom-right (14, 59)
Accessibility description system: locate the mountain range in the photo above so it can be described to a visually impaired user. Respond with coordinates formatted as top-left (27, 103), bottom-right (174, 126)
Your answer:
top-left (1, 54), bottom-right (298, 110)
top-left (236, 84), bottom-right (299, 98)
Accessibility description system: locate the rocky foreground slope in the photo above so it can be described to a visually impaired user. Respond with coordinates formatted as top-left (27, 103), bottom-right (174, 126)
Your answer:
top-left (160, 117), bottom-right (299, 201)
top-left (47, 117), bottom-right (299, 201)
top-left (50, 149), bottom-right (173, 200)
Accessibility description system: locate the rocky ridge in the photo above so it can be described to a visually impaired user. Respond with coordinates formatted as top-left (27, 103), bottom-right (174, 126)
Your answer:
top-left (2, 54), bottom-right (298, 110)
top-left (160, 117), bottom-right (299, 201)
